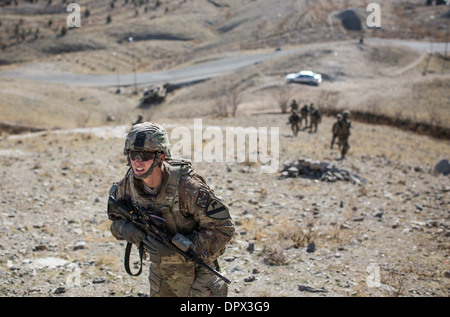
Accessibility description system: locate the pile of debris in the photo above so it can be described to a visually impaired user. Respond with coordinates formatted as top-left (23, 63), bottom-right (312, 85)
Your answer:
top-left (280, 158), bottom-right (367, 185)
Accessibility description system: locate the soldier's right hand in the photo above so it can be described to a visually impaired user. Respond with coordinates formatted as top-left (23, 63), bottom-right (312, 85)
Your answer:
top-left (112, 219), bottom-right (146, 244)
top-left (142, 235), bottom-right (176, 263)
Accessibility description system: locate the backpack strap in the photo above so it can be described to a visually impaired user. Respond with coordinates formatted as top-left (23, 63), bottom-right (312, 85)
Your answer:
top-left (164, 159), bottom-right (193, 210)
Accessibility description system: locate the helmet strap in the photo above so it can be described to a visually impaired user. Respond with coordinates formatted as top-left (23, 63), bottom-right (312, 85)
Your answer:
top-left (132, 152), bottom-right (162, 180)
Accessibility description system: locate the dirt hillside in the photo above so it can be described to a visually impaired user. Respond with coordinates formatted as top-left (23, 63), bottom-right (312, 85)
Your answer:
top-left (0, 113), bottom-right (449, 297)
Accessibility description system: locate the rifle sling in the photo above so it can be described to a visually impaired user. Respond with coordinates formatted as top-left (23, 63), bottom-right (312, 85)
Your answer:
top-left (124, 242), bottom-right (144, 276)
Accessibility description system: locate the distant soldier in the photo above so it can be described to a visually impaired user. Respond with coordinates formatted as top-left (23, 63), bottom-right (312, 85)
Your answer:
top-left (288, 110), bottom-right (301, 136)
top-left (133, 115), bottom-right (143, 125)
top-left (336, 110), bottom-right (352, 159)
top-left (330, 113), bottom-right (342, 149)
top-left (309, 104), bottom-right (322, 133)
top-left (290, 99), bottom-right (299, 112)
top-left (300, 104), bottom-right (309, 128)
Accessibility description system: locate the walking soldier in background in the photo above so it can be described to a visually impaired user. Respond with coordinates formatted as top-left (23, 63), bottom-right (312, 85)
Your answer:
top-left (289, 99), bottom-right (299, 112)
top-left (288, 110), bottom-right (301, 136)
top-left (330, 113), bottom-right (342, 150)
top-left (309, 104), bottom-right (322, 133)
top-left (336, 110), bottom-right (352, 159)
top-left (300, 104), bottom-right (309, 128)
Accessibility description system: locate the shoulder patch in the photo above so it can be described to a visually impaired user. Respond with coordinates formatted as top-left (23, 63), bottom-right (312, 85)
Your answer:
top-left (206, 199), bottom-right (230, 219)
top-left (196, 189), bottom-right (210, 208)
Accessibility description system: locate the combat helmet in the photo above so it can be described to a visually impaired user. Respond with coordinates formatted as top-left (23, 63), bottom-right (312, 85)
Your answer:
top-left (123, 122), bottom-right (172, 179)
top-left (342, 110), bottom-right (350, 118)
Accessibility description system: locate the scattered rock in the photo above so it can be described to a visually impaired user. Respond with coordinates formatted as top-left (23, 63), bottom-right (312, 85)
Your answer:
top-left (50, 286), bottom-right (66, 294)
top-left (33, 244), bottom-right (48, 252)
top-left (298, 285), bottom-right (328, 293)
top-left (433, 159), bottom-right (450, 175)
top-left (306, 242), bottom-right (316, 253)
top-left (244, 276), bottom-right (256, 283)
top-left (73, 240), bottom-right (87, 251)
top-left (281, 158), bottom-right (366, 184)
top-left (93, 277), bottom-right (106, 284)
top-left (21, 257), bottom-right (69, 270)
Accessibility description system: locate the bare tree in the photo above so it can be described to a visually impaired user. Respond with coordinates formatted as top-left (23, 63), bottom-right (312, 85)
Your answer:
top-left (214, 90), bottom-right (228, 117)
top-left (273, 85), bottom-right (291, 113)
top-left (228, 83), bottom-right (242, 117)
top-left (213, 79), bottom-right (242, 117)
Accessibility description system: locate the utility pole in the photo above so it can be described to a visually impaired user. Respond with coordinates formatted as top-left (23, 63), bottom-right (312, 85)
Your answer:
top-left (113, 51), bottom-right (121, 94)
top-left (276, 13), bottom-right (282, 51)
top-left (443, 2), bottom-right (449, 73)
top-left (430, 15), bottom-right (435, 55)
top-left (129, 36), bottom-right (138, 95)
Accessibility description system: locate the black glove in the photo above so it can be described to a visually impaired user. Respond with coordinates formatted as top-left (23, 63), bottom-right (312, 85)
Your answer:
top-left (142, 235), bottom-right (175, 263)
top-left (112, 220), bottom-right (146, 244)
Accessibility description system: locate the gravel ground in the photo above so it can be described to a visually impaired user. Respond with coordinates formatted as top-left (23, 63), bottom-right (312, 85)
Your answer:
top-left (0, 114), bottom-right (449, 297)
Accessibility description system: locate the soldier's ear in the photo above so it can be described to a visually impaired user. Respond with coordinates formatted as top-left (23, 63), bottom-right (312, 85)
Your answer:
top-left (160, 153), bottom-right (166, 162)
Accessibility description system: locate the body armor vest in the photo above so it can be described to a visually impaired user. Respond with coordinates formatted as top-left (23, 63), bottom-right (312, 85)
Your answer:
top-left (128, 159), bottom-right (196, 236)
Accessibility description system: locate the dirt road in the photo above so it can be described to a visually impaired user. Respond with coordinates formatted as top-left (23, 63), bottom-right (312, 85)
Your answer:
top-left (0, 39), bottom-right (447, 87)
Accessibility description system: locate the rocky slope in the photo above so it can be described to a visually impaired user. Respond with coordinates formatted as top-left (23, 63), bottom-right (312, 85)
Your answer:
top-left (0, 114), bottom-right (448, 297)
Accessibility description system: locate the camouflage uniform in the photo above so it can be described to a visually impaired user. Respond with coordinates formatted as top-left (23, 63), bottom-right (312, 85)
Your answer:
top-left (330, 113), bottom-right (342, 149)
top-left (133, 115), bottom-right (143, 125)
top-left (288, 110), bottom-right (301, 136)
top-left (108, 123), bottom-right (235, 297)
top-left (290, 99), bottom-right (299, 112)
top-left (300, 104), bottom-right (309, 127)
top-left (336, 110), bottom-right (351, 158)
top-left (309, 105), bottom-right (322, 133)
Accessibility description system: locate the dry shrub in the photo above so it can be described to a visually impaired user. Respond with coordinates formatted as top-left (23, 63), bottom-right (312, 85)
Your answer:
top-left (262, 218), bottom-right (317, 266)
top-left (263, 244), bottom-right (290, 266)
top-left (272, 85), bottom-right (292, 113)
top-left (96, 254), bottom-right (117, 268)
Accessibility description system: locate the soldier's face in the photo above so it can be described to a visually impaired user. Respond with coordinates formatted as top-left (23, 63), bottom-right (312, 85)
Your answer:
top-left (130, 155), bottom-right (154, 178)
top-left (129, 152), bottom-right (166, 179)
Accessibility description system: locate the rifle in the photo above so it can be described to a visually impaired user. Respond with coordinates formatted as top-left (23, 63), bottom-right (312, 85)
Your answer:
top-left (330, 133), bottom-right (336, 149)
top-left (107, 195), bottom-right (231, 285)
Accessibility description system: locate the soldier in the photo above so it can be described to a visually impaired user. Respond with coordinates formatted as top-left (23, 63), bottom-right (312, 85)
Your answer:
top-left (290, 99), bottom-right (299, 112)
top-left (330, 113), bottom-right (342, 149)
top-left (107, 122), bottom-right (235, 297)
top-left (309, 104), bottom-right (322, 133)
top-left (133, 115), bottom-right (143, 125)
top-left (300, 104), bottom-right (309, 128)
top-left (288, 110), bottom-right (301, 136)
top-left (336, 110), bottom-right (352, 159)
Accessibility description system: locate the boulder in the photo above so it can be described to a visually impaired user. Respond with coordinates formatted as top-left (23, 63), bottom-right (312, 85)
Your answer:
top-left (433, 159), bottom-right (450, 176)
top-left (335, 9), bottom-right (362, 31)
